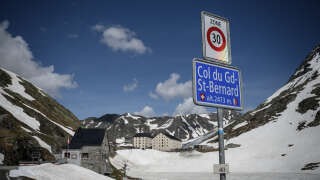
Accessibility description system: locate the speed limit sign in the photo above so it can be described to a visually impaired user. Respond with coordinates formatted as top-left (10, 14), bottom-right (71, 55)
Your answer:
top-left (201, 11), bottom-right (231, 64)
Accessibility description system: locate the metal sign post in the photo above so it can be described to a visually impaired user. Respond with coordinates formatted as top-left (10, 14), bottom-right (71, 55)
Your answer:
top-left (192, 59), bottom-right (242, 180)
top-left (217, 108), bottom-right (226, 180)
top-left (193, 11), bottom-right (242, 180)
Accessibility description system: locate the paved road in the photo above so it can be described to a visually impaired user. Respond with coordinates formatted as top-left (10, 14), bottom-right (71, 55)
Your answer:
top-left (128, 172), bottom-right (320, 180)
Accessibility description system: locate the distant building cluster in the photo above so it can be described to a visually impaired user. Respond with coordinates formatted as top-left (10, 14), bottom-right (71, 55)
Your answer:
top-left (61, 128), bottom-right (182, 176)
top-left (133, 132), bottom-right (182, 151)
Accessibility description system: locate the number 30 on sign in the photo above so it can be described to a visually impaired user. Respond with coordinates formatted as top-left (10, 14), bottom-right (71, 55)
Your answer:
top-left (201, 11), bottom-right (231, 64)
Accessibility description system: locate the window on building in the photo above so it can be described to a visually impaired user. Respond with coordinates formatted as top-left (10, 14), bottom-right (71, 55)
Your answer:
top-left (81, 153), bottom-right (89, 159)
top-left (71, 153), bottom-right (78, 159)
top-left (64, 152), bottom-right (70, 158)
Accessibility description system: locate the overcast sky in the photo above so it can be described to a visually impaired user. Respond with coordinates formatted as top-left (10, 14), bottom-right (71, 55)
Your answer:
top-left (0, 0), bottom-right (319, 119)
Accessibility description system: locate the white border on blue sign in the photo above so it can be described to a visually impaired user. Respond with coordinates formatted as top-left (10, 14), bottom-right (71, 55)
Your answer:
top-left (192, 58), bottom-right (243, 111)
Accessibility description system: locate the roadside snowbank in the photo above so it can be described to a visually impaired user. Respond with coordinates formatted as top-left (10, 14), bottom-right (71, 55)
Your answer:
top-left (111, 149), bottom-right (320, 179)
top-left (111, 122), bottom-right (320, 174)
top-left (9, 163), bottom-right (113, 180)
top-left (111, 149), bottom-right (215, 173)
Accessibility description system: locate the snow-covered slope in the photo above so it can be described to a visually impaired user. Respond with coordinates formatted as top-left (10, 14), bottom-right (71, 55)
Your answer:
top-left (0, 68), bottom-right (80, 165)
top-left (10, 163), bottom-right (113, 180)
top-left (110, 149), bottom-right (320, 179)
top-left (83, 111), bottom-right (241, 144)
top-left (204, 46), bottom-right (320, 171)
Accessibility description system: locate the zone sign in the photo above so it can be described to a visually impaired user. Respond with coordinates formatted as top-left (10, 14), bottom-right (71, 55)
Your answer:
top-left (201, 11), bottom-right (231, 64)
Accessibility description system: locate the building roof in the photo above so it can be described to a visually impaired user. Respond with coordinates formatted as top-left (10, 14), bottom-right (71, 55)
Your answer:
top-left (133, 133), bottom-right (153, 138)
top-left (68, 128), bottom-right (106, 149)
top-left (161, 132), bottom-right (182, 142)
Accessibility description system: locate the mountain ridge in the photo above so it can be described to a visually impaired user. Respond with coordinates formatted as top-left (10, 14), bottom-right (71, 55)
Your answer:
top-left (82, 111), bottom-right (242, 144)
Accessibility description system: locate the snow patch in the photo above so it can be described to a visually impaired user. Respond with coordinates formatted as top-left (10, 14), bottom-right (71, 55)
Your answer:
top-left (207, 120), bottom-right (217, 126)
top-left (145, 119), bottom-right (159, 130)
top-left (9, 163), bottom-right (113, 180)
top-left (199, 114), bottom-right (210, 119)
top-left (232, 121), bottom-right (248, 130)
top-left (145, 118), bottom-right (174, 131)
top-left (119, 143), bottom-right (133, 147)
top-left (158, 119), bottom-right (174, 129)
top-left (23, 103), bottom-right (74, 136)
top-left (38, 89), bottom-right (47, 97)
top-left (116, 137), bottom-right (125, 144)
top-left (134, 127), bottom-right (141, 133)
top-left (181, 115), bottom-right (199, 138)
top-left (120, 117), bottom-right (129, 124)
top-left (126, 113), bottom-right (140, 120)
top-left (0, 93), bottom-right (40, 130)
top-left (1, 68), bottom-right (35, 101)
top-left (95, 122), bottom-right (102, 128)
top-left (165, 129), bottom-right (175, 136)
top-left (250, 104), bottom-right (272, 116)
top-left (21, 126), bottom-right (32, 133)
top-left (33, 136), bottom-right (52, 153)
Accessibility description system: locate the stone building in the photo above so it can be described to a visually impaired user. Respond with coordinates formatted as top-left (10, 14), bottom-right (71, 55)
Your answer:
top-left (152, 132), bottom-right (182, 151)
top-left (132, 133), bottom-right (153, 149)
top-left (62, 128), bottom-right (111, 174)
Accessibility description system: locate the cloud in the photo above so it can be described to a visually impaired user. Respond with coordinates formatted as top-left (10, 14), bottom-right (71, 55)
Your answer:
top-left (92, 24), bottom-right (105, 32)
top-left (67, 34), bottom-right (79, 39)
top-left (92, 24), bottom-right (150, 54)
top-left (123, 78), bottom-right (138, 92)
top-left (173, 97), bottom-right (208, 116)
top-left (0, 20), bottom-right (77, 96)
top-left (134, 106), bottom-right (156, 117)
top-left (152, 73), bottom-right (191, 101)
top-left (149, 91), bottom-right (159, 99)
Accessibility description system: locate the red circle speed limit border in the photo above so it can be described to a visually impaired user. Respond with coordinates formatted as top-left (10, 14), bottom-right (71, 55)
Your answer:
top-left (206, 26), bottom-right (226, 52)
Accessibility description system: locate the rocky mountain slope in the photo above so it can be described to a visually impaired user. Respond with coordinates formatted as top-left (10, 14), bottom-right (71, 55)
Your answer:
top-left (197, 45), bottom-right (320, 172)
top-left (0, 68), bottom-right (80, 165)
top-left (220, 45), bottom-right (320, 140)
top-left (83, 111), bottom-right (241, 144)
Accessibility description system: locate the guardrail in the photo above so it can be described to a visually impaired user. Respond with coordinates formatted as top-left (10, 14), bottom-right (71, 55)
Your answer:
top-left (0, 166), bottom-right (18, 170)
top-left (18, 159), bottom-right (67, 166)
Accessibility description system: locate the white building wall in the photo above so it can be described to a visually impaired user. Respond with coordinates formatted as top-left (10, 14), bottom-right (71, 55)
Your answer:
top-left (133, 137), bottom-right (152, 149)
top-left (168, 138), bottom-right (182, 149)
top-left (62, 149), bottom-right (81, 165)
top-left (81, 146), bottom-right (106, 174)
top-left (152, 133), bottom-right (181, 151)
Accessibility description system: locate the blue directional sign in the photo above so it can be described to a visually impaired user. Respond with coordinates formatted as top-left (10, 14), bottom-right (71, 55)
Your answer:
top-left (193, 59), bottom-right (243, 110)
